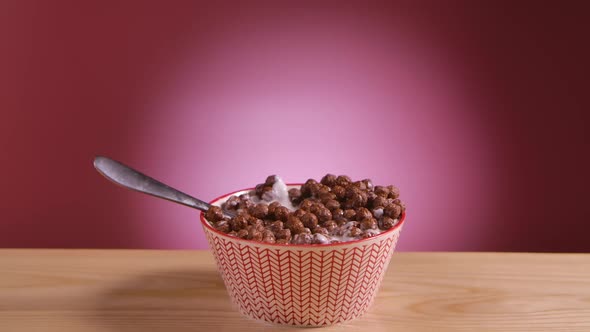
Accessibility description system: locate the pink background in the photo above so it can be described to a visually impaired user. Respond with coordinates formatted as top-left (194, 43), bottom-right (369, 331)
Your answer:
top-left (1, 1), bottom-right (588, 251)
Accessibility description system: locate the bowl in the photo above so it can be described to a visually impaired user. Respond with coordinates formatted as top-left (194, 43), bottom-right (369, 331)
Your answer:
top-left (200, 185), bottom-right (405, 326)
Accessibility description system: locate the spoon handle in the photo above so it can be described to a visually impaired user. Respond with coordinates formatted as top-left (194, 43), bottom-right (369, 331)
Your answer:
top-left (93, 156), bottom-right (213, 213)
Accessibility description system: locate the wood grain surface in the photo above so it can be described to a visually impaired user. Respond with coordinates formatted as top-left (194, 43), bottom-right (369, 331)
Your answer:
top-left (0, 250), bottom-right (588, 331)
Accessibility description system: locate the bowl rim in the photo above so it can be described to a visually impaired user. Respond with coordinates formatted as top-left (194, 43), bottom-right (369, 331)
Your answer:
top-left (200, 183), bottom-right (406, 248)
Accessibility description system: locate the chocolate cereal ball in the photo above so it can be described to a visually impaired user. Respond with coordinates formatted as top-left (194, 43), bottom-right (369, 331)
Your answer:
top-left (276, 228), bottom-right (292, 241)
top-left (355, 207), bottom-right (372, 221)
top-left (285, 216), bottom-right (305, 234)
top-left (230, 215), bottom-right (248, 232)
top-left (301, 179), bottom-right (320, 197)
top-left (237, 229), bottom-right (249, 239)
top-left (381, 217), bottom-right (398, 230)
top-left (205, 206), bottom-right (224, 222)
top-left (274, 206), bottom-right (291, 222)
top-left (265, 175), bottom-right (277, 186)
top-left (360, 218), bottom-right (378, 230)
top-left (331, 208), bottom-right (345, 220)
top-left (320, 174), bottom-right (337, 187)
top-left (324, 199), bottom-right (340, 211)
top-left (343, 209), bottom-right (356, 220)
top-left (224, 196), bottom-right (241, 210)
top-left (249, 203), bottom-right (269, 219)
top-left (300, 212), bottom-right (319, 230)
top-left (335, 175), bottom-right (352, 187)
top-left (331, 185), bottom-right (346, 200)
top-left (215, 219), bottom-right (231, 233)
top-left (315, 207), bottom-right (332, 222)
top-left (288, 188), bottom-right (302, 203)
top-left (372, 196), bottom-right (388, 209)
top-left (384, 204), bottom-right (402, 219)
top-left (262, 230), bottom-right (276, 243)
top-left (387, 185), bottom-right (400, 199)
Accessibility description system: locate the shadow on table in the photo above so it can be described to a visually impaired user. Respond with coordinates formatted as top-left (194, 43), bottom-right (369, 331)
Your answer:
top-left (92, 268), bottom-right (275, 332)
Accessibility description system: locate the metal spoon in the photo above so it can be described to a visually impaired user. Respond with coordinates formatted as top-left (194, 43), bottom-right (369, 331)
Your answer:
top-left (93, 156), bottom-right (235, 217)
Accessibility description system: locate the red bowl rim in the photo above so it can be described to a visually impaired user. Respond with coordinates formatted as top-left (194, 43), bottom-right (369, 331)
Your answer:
top-left (199, 183), bottom-right (406, 248)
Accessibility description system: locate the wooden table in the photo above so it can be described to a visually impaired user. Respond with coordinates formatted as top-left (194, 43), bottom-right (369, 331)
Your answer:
top-left (0, 250), bottom-right (588, 331)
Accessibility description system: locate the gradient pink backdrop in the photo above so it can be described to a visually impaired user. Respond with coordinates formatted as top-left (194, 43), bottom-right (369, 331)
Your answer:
top-left (1, 1), bottom-right (588, 251)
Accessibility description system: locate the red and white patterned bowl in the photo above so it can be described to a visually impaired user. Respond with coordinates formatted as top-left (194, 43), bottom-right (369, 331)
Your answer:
top-left (200, 186), bottom-right (405, 326)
